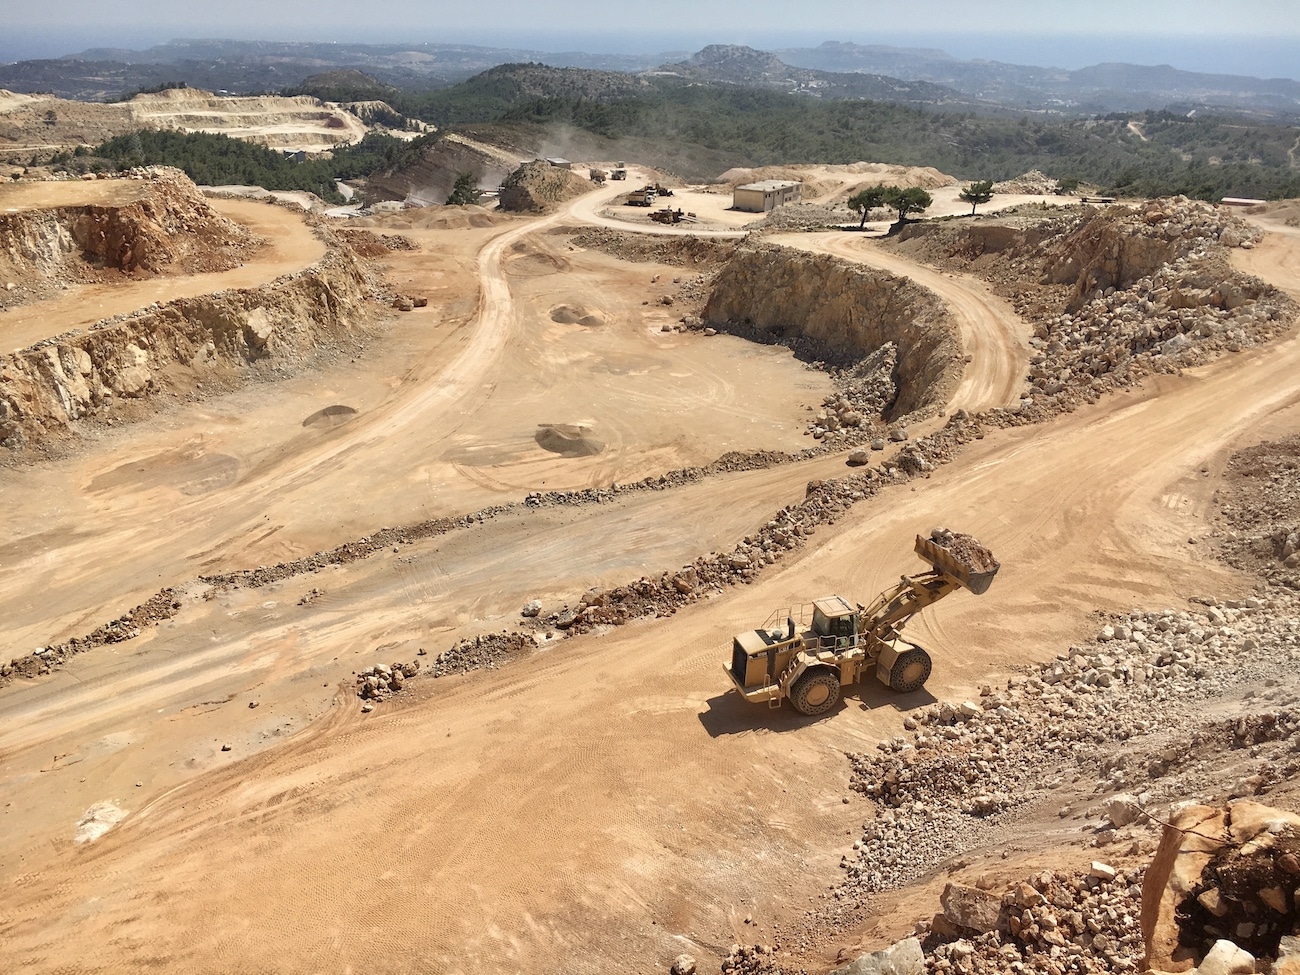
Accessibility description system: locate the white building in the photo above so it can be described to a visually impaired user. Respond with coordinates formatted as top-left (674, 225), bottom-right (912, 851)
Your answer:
top-left (733, 179), bottom-right (803, 212)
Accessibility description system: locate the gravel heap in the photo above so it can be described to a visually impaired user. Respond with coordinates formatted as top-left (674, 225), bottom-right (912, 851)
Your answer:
top-left (806, 344), bottom-right (898, 443)
top-left (0, 587), bottom-right (183, 680)
top-left (355, 659), bottom-right (421, 701)
top-left (991, 171), bottom-right (1059, 195)
top-left (841, 589), bottom-right (1299, 895)
top-left (566, 227), bottom-right (739, 268)
top-left (758, 203), bottom-right (859, 231)
top-left (923, 866), bottom-right (1146, 975)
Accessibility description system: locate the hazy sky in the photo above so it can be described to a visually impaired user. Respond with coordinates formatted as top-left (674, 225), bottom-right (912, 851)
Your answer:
top-left (8, 0), bottom-right (1298, 37)
top-left (4, 0), bottom-right (1299, 76)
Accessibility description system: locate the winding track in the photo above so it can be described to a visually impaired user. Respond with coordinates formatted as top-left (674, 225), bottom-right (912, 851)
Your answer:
top-left (2, 185), bottom-right (1299, 974)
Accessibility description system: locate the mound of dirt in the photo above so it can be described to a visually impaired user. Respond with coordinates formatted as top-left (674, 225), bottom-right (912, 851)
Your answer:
top-left (549, 305), bottom-right (604, 327)
top-left (566, 227), bottom-right (738, 268)
top-left (302, 404), bottom-right (358, 428)
top-left (535, 423), bottom-right (604, 457)
top-left (353, 205), bottom-right (510, 231)
top-left (715, 162), bottom-right (956, 203)
top-left (993, 169), bottom-right (1060, 195)
top-left (0, 168), bottom-right (258, 311)
top-left (498, 161), bottom-right (590, 213)
top-left (363, 133), bottom-right (521, 207)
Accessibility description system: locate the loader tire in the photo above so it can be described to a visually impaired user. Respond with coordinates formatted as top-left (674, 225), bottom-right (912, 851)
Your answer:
top-left (889, 648), bottom-right (932, 693)
top-left (789, 670), bottom-right (840, 716)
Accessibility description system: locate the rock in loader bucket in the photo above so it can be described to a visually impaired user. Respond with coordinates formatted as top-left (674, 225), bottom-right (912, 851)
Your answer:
top-left (915, 530), bottom-right (1000, 595)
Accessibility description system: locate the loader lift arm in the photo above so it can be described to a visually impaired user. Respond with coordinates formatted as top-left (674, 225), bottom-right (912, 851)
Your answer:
top-left (857, 570), bottom-right (962, 641)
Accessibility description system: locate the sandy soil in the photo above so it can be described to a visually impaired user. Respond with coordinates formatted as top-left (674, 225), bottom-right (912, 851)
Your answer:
top-left (1, 173), bottom-right (1299, 974)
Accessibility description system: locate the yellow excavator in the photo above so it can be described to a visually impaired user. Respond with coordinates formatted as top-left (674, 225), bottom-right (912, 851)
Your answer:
top-left (723, 530), bottom-right (1000, 716)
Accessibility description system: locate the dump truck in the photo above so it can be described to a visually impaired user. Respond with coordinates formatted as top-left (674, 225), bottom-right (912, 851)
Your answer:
top-left (723, 529), bottom-right (1000, 716)
top-left (625, 185), bottom-right (656, 207)
top-left (589, 168), bottom-right (607, 184)
top-left (610, 165), bottom-right (628, 181)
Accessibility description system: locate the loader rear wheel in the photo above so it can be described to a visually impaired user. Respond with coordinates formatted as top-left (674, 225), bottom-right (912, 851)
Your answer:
top-left (889, 648), bottom-right (932, 693)
top-left (789, 670), bottom-right (840, 716)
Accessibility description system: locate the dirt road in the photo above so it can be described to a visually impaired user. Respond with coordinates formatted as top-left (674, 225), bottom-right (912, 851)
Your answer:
top-left (769, 231), bottom-right (1030, 414)
top-left (1, 185), bottom-right (1298, 974)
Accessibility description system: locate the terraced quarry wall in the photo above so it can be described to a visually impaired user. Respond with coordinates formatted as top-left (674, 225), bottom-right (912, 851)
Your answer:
top-left (0, 172), bottom-right (255, 305)
top-left (0, 243), bottom-right (371, 450)
top-left (703, 244), bottom-right (962, 418)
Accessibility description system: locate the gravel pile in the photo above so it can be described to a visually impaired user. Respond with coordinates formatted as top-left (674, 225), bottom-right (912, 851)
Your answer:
top-left (758, 203), bottom-right (859, 231)
top-left (0, 587), bottom-right (184, 680)
top-left (923, 866), bottom-right (1146, 975)
top-left (355, 660), bottom-right (421, 702)
top-left (566, 227), bottom-right (738, 268)
top-left (842, 589), bottom-right (1300, 894)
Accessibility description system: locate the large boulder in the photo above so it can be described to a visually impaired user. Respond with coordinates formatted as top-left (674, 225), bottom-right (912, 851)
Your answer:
top-left (831, 937), bottom-right (925, 975)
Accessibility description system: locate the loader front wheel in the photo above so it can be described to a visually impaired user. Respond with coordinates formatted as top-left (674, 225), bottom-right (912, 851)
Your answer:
top-left (889, 648), bottom-right (932, 693)
top-left (789, 670), bottom-right (840, 716)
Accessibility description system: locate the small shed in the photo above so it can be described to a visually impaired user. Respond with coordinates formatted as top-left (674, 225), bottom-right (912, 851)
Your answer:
top-left (544, 157), bottom-right (573, 170)
top-left (733, 180), bottom-right (802, 213)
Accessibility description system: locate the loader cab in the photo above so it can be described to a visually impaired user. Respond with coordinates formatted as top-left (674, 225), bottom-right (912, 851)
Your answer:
top-left (811, 596), bottom-right (857, 649)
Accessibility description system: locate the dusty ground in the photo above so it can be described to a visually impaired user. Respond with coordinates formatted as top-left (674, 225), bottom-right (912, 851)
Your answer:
top-left (1, 170), bottom-right (1298, 975)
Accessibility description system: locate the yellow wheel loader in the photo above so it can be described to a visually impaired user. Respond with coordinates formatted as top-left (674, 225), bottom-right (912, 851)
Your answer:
top-left (723, 530), bottom-right (1000, 716)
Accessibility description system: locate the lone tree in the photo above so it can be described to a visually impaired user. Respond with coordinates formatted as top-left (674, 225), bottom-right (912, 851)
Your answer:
top-left (446, 171), bottom-right (481, 206)
top-left (847, 184), bottom-right (888, 229)
top-left (958, 179), bottom-right (994, 215)
top-left (882, 186), bottom-right (932, 225)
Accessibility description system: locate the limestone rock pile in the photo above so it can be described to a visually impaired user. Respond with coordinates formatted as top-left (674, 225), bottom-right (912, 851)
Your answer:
top-left (924, 866), bottom-right (1146, 975)
top-left (355, 660), bottom-right (420, 700)
top-left (429, 632), bottom-right (534, 677)
top-left (1, 587), bottom-right (184, 681)
top-left (807, 344), bottom-right (898, 443)
top-left (1216, 433), bottom-right (1300, 590)
top-left (498, 161), bottom-right (589, 213)
top-left (843, 590), bottom-right (1300, 895)
top-left (1041, 198), bottom-right (1259, 306)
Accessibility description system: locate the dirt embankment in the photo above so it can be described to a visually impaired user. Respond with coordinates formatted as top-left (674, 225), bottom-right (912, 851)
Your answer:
top-left (703, 244), bottom-right (962, 419)
top-left (0, 169), bottom-right (256, 309)
top-left (0, 236), bottom-right (373, 451)
top-left (498, 160), bottom-right (591, 213)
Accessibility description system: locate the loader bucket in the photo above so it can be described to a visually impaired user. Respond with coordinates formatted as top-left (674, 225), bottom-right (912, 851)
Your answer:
top-left (914, 532), bottom-right (1000, 595)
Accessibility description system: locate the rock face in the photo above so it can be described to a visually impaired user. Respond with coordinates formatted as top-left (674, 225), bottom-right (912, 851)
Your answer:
top-left (703, 245), bottom-right (961, 419)
top-left (0, 168), bottom-right (255, 310)
top-left (0, 236), bottom-right (371, 450)
top-left (1142, 800), bottom-right (1300, 970)
top-left (497, 160), bottom-right (590, 212)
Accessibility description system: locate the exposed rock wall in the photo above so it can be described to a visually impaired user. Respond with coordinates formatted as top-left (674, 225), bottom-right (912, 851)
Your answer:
top-left (0, 169), bottom-right (255, 309)
top-left (703, 244), bottom-right (961, 419)
top-left (0, 243), bottom-right (371, 450)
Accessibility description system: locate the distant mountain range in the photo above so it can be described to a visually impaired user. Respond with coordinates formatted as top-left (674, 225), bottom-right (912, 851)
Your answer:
top-left (1, 37), bottom-right (1297, 119)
